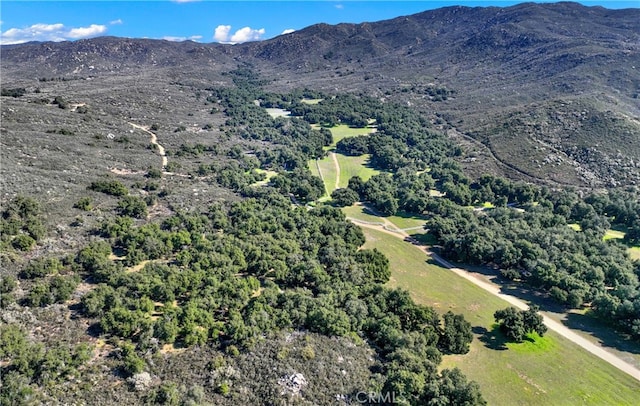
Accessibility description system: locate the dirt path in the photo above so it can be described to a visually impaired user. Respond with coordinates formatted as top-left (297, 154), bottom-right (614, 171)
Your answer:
top-left (129, 122), bottom-right (167, 169)
top-left (331, 152), bottom-right (340, 190)
top-left (348, 217), bottom-right (640, 382)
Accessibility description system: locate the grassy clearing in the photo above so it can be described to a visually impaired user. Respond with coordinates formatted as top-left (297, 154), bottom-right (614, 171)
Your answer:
top-left (265, 108), bottom-right (291, 118)
top-left (307, 158), bottom-right (332, 199)
top-left (335, 154), bottom-right (380, 188)
top-left (568, 223), bottom-right (582, 231)
top-left (327, 124), bottom-right (375, 148)
top-left (360, 227), bottom-right (640, 405)
top-left (386, 211), bottom-right (429, 230)
top-left (570, 223), bottom-right (628, 242)
top-left (308, 159), bottom-right (321, 179)
top-left (603, 229), bottom-right (626, 241)
top-left (300, 98), bottom-right (323, 104)
top-left (315, 155), bottom-right (339, 194)
top-left (341, 202), bottom-right (427, 232)
top-left (251, 169), bottom-right (278, 186)
top-left (341, 204), bottom-right (385, 224)
top-left (629, 247), bottom-right (640, 260)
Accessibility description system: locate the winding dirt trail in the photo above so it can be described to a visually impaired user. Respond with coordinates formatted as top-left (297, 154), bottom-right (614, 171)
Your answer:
top-left (129, 122), bottom-right (167, 168)
top-left (348, 217), bottom-right (640, 382)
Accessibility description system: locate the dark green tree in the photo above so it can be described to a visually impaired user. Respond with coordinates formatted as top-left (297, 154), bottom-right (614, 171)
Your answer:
top-left (439, 311), bottom-right (473, 354)
top-left (493, 306), bottom-right (526, 342)
top-left (494, 306), bottom-right (547, 342)
top-left (331, 188), bottom-right (359, 207)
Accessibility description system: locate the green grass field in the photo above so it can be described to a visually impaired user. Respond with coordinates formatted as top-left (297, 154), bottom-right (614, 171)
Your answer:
top-left (315, 155), bottom-right (339, 194)
top-left (386, 210), bottom-right (429, 230)
top-left (300, 98), bottom-right (323, 104)
top-left (327, 124), bottom-right (375, 148)
top-left (570, 223), bottom-right (627, 241)
top-left (307, 157), bottom-right (334, 198)
top-left (341, 204), bottom-right (428, 232)
top-left (360, 227), bottom-right (640, 405)
top-left (335, 154), bottom-right (380, 188)
top-left (603, 229), bottom-right (626, 241)
top-left (341, 204), bottom-right (385, 224)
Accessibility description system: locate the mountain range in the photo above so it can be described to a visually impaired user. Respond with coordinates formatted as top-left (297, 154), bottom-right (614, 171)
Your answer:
top-left (3, 1), bottom-right (640, 187)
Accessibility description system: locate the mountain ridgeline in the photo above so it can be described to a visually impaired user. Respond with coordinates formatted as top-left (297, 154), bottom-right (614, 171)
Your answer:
top-left (3, 2), bottom-right (640, 187)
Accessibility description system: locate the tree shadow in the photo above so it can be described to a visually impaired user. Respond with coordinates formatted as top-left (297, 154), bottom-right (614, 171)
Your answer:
top-left (408, 232), bottom-right (437, 245)
top-left (362, 205), bottom-right (385, 218)
top-left (563, 312), bottom-right (640, 355)
top-left (498, 283), bottom-right (567, 314)
top-left (87, 322), bottom-right (102, 338)
top-left (473, 325), bottom-right (508, 351)
top-left (496, 284), bottom-right (640, 355)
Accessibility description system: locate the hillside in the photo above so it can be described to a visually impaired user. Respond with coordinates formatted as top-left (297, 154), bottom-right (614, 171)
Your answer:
top-left (4, 4), bottom-right (639, 187)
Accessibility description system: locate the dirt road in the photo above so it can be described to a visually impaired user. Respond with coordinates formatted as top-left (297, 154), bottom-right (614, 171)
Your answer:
top-left (129, 122), bottom-right (167, 168)
top-left (331, 152), bottom-right (340, 190)
top-left (348, 217), bottom-right (640, 382)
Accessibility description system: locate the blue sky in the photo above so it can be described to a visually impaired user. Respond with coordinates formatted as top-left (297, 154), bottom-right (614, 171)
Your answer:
top-left (1, 1), bottom-right (637, 45)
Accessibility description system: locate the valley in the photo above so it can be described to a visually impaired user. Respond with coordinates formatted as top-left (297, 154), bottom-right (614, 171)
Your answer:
top-left (1, 2), bottom-right (640, 405)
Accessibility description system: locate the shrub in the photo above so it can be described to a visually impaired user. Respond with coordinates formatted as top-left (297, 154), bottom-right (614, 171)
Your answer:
top-left (117, 196), bottom-right (148, 219)
top-left (1, 87), bottom-right (26, 97)
top-left (146, 168), bottom-right (162, 179)
top-left (89, 180), bottom-right (128, 196)
top-left (20, 257), bottom-right (62, 279)
top-left (12, 234), bottom-right (35, 251)
top-left (52, 96), bottom-right (68, 109)
top-left (217, 382), bottom-right (230, 396)
top-left (74, 197), bottom-right (93, 211)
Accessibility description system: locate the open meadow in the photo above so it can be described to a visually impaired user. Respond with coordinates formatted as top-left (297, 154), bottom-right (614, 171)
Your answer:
top-left (335, 154), bottom-right (380, 188)
top-left (361, 227), bottom-right (640, 405)
top-left (325, 124), bottom-right (375, 149)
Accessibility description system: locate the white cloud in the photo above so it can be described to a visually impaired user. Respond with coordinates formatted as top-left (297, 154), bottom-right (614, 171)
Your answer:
top-left (1, 23), bottom-right (107, 44)
top-left (163, 35), bottom-right (203, 42)
top-left (172, 0), bottom-right (200, 2)
top-left (214, 25), bottom-right (231, 42)
top-left (214, 25), bottom-right (265, 44)
top-left (335, 4), bottom-right (344, 9)
top-left (110, 19), bottom-right (123, 25)
top-left (281, 29), bottom-right (295, 35)
top-left (68, 24), bottom-right (107, 39)
top-left (32, 23), bottom-right (65, 32)
top-left (230, 27), bottom-right (265, 43)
